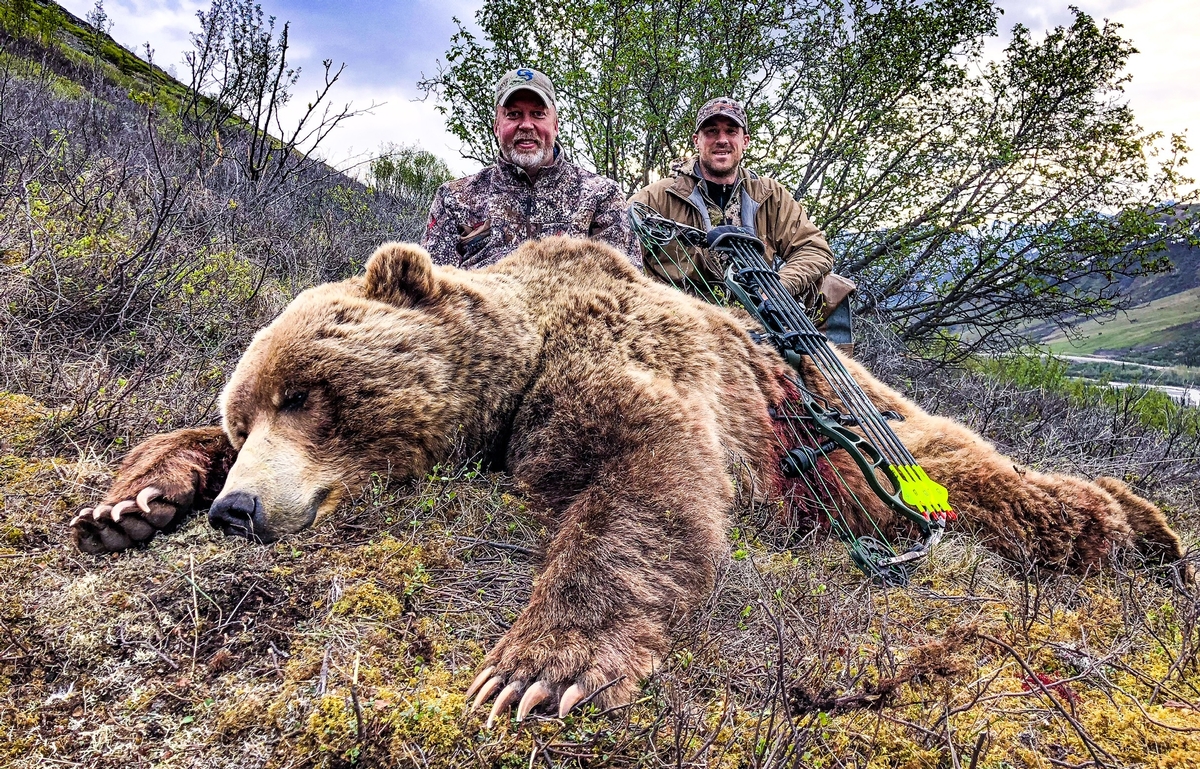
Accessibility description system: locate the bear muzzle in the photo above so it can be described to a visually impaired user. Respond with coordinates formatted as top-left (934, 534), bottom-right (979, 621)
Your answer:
top-left (207, 487), bottom-right (326, 543)
top-left (208, 491), bottom-right (268, 541)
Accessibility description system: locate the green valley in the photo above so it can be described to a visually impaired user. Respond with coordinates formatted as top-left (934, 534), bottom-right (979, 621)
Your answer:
top-left (1042, 286), bottom-right (1200, 366)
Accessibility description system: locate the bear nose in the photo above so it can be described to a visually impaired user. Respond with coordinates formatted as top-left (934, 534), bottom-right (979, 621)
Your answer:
top-left (208, 491), bottom-right (261, 539)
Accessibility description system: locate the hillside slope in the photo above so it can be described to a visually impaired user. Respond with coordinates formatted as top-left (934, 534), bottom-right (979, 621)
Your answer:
top-left (1037, 232), bottom-right (1200, 365)
top-left (0, 0), bottom-right (428, 443)
top-left (2, 0), bottom-right (193, 98)
top-left (1125, 240), bottom-right (1200, 305)
top-left (1043, 285), bottom-right (1200, 366)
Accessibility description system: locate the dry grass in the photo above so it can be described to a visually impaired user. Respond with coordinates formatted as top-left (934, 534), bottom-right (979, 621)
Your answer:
top-left (2, 391), bottom-right (1199, 768)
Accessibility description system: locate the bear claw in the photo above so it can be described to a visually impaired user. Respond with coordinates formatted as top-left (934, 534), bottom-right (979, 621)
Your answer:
top-left (471, 676), bottom-right (504, 712)
top-left (110, 500), bottom-right (136, 522)
top-left (464, 666), bottom-right (495, 703)
top-left (516, 681), bottom-right (550, 721)
top-left (558, 683), bottom-right (586, 718)
top-left (72, 485), bottom-right (182, 553)
top-left (486, 681), bottom-right (524, 728)
top-left (136, 486), bottom-right (162, 512)
top-left (466, 669), bottom-right (606, 725)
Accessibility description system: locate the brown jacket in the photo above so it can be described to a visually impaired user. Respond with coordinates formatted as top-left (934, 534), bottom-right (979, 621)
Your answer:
top-left (630, 159), bottom-right (835, 307)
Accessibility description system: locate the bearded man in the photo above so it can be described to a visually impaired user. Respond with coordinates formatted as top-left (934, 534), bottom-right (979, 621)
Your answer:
top-left (422, 68), bottom-right (640, 268)
top-left (630, 98), bottom-right (844, 319)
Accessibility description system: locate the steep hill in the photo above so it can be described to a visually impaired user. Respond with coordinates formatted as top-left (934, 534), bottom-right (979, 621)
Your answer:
top-left (0, 0), bottom-right (429, 441)
top-left (1037, 234), bottom-right (1200, 366)
top-left (1043, 285), bottom-right (1200, 366)
top-left (1, 0), bottom-right (192, 99)
top-left (1124, 239), bottom-right (1200, 305)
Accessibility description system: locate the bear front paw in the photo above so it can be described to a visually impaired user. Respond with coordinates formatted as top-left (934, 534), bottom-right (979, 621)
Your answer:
top-left (71, 485), bottom-right (191, 553)
top-left (465, 621), bottom-right (660, 728)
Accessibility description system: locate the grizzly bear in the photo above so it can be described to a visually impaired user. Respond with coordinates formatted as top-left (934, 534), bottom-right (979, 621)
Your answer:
top-left (72, 237), bottom-right (1186, 724)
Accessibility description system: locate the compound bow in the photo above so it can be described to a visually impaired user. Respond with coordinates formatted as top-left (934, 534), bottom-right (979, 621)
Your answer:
top-left (629, 201), bottom-right (954, 585)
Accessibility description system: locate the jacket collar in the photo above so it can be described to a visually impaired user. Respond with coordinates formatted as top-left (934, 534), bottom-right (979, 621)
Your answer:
top-left (667, 157), bottom-right (748, 205)
top-left (496, 143), bottom-right (565, 184)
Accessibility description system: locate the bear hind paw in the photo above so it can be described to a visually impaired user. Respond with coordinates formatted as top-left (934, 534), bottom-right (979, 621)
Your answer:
top-left (466, 665), bottom-right (635, 728)
top-left (464, 627), bottom-right (653, 728)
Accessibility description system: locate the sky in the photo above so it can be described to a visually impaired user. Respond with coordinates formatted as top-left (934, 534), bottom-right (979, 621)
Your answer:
top-left (58, 0), bottom-right (1200, 180)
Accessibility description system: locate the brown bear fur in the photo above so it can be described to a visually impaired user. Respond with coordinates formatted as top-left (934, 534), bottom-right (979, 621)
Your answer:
top-left (73, 237), bottom-right (1187, 717)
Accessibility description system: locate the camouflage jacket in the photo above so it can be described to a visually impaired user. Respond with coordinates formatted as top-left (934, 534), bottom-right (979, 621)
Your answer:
top-left (422, 153), bottom-right (641, 269)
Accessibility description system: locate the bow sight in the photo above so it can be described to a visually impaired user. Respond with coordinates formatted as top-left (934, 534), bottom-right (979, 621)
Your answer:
top-left (629, 201), bottom-right (954, 585)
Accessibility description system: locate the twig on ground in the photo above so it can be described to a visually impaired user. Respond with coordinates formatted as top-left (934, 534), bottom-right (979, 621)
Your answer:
top-left (980, 633), bottom-right (1113, 768)
top-left (966, 732), bottom-right (986, 769)
top-left (0, 615), bottom-right (30, 656)
top-left (455, 536), bottom-right (536, 556)
top-left (189, 553), bottom-right (199, 678)
top-left (117, 626), bottom-right (179, 670)
top-left (944, 696), bottom-right (961, 769)
top-left (351, 651), bottom-right (364, 745)
top-left (453, 537), bottom-right (535, 554)
top-left (317, 643), bottom-right (332, 696)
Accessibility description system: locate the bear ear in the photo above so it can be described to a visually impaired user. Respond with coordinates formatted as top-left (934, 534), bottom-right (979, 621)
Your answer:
top-left (363, 242), bottom-right (439, 306)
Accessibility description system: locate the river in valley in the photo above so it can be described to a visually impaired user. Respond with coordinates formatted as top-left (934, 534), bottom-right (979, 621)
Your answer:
top-left (1060, 355), bottom-right (1200, 407)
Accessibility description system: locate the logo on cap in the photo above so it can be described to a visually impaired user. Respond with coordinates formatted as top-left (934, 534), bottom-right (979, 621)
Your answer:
top-left (494, 68), bottom-right (558, 110)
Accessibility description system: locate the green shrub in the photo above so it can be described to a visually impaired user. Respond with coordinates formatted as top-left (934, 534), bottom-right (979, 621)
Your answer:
top-left (977, 353), bottom-right (1199, 437)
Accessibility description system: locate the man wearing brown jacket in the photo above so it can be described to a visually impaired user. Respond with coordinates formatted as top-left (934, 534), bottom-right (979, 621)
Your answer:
top-left (630, 98), bottom-right (842, 315)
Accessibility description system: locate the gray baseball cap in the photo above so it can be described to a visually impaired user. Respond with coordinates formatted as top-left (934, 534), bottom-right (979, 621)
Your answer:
top-left (695, 97), bottom-right (747, 132)
top-left (494, 68), bottom-right (558, 111)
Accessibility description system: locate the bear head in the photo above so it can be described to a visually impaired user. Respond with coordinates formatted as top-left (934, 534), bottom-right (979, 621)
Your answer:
top-left (206, 242), bottom-right (538, 542)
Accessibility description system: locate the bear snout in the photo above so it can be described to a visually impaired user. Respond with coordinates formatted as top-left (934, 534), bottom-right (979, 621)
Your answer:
top-left (208, 491), bottom-right (271, 542)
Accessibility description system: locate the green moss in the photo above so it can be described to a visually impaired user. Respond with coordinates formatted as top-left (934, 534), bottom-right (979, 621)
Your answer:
top-left (331, 581), bottom-right (403, 621)
top-left (297, 695), bottom-right (359, 762)
top-left (0, 392), bottom-right (55, 453)
top-left (382, 666), bottom-right (470, 757)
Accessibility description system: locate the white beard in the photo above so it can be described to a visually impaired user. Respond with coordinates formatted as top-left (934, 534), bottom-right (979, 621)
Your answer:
top-left (505, 137), bottom-right (550, 172)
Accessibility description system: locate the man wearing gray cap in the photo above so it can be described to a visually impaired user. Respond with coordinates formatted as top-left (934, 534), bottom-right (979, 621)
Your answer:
top-left (422, 68), bottom-right (640, 269)
top-left (630, 98), bottom-right (843, 320)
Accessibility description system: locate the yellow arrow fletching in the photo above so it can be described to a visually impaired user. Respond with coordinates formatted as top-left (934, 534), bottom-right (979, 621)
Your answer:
top-left (894, 464), bottom-right (953, 516)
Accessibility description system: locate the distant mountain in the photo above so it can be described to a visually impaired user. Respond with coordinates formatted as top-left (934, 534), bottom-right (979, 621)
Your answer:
top-left (1123, 240), bottom-right (1200, 305)
top-left (1039, 235), bottom-right (1200, 367)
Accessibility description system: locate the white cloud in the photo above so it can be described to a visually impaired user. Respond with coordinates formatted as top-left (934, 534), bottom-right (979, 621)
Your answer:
top-left (287, 83), bottom-right (478, 178)
top-left (1104, 0), bottom-right (1200, 139)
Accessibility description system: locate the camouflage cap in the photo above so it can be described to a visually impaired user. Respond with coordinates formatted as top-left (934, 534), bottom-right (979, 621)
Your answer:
top-left (695, 97), bottom-right (747, 132)
top-left (494, 68), bottom-right (558, 111)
